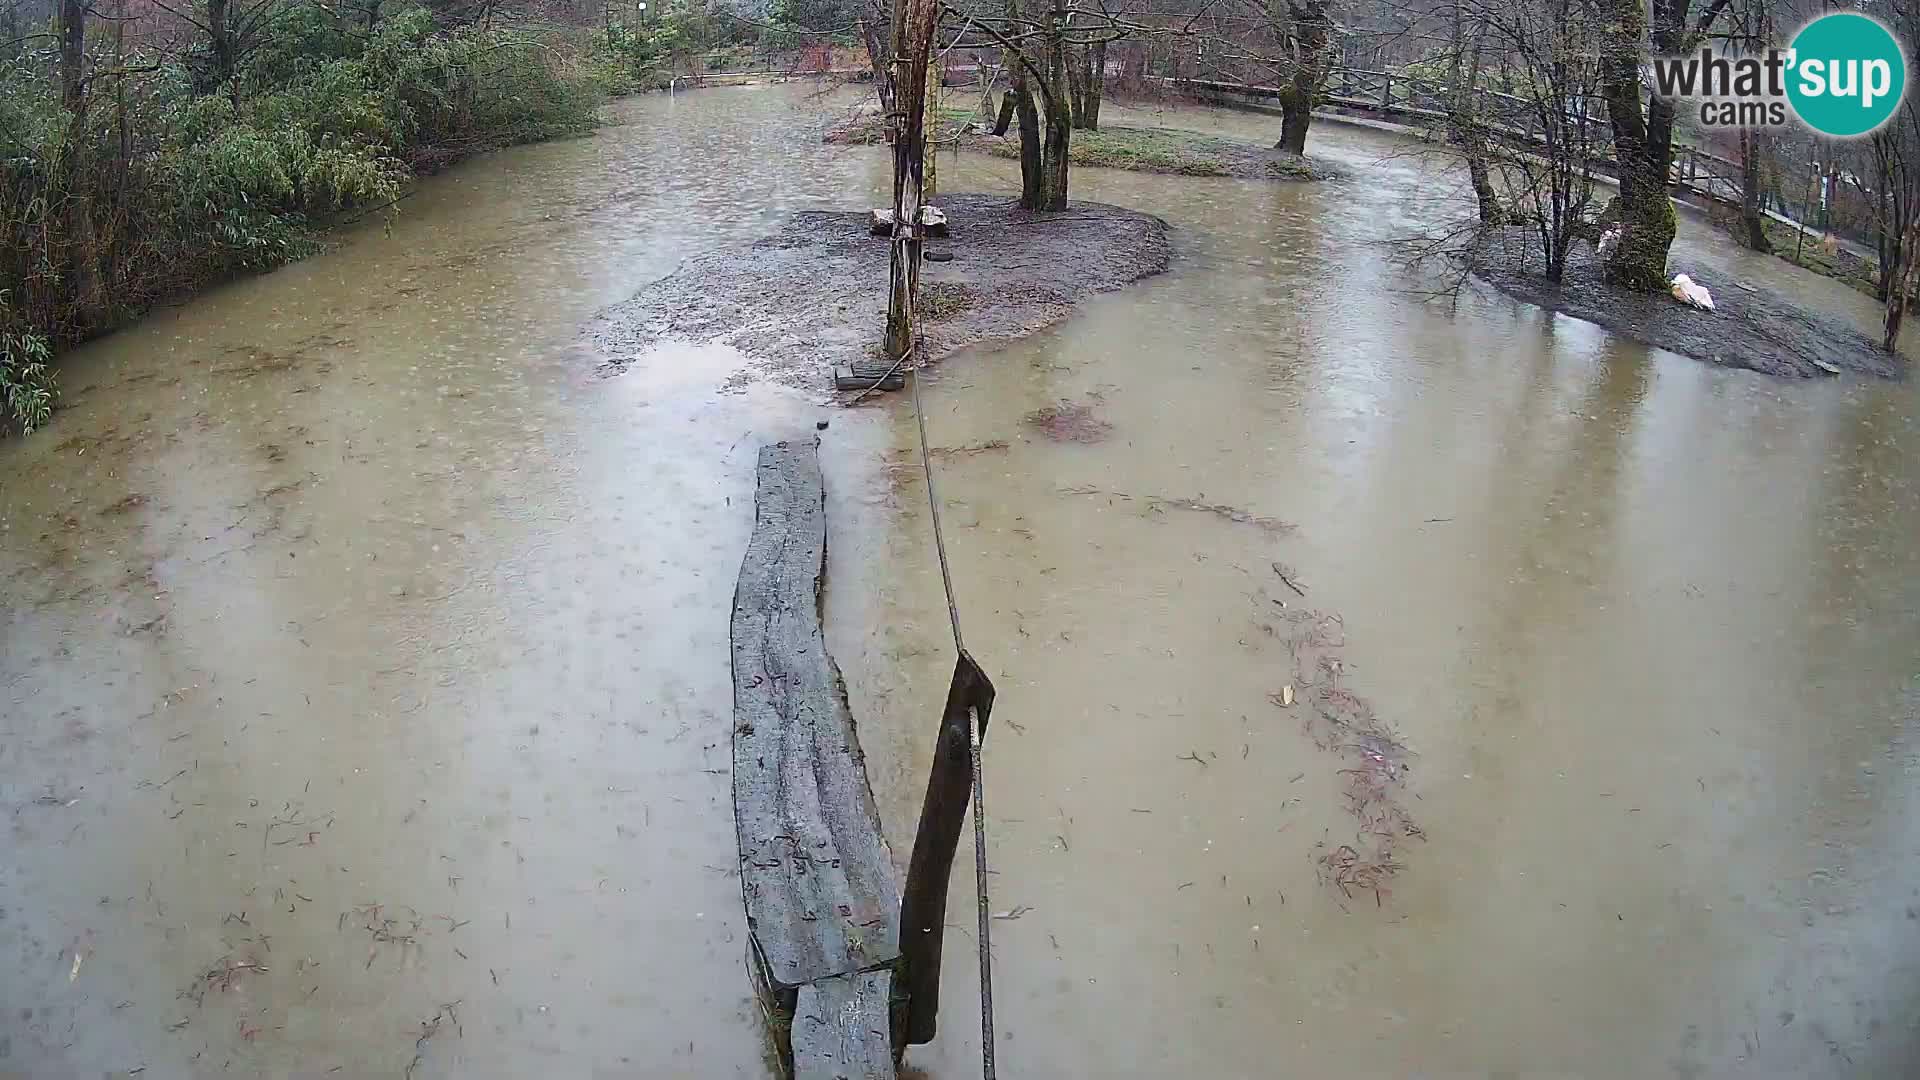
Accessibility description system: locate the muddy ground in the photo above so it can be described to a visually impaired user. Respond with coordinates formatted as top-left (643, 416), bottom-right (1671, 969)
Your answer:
top-left (589, 193), bottom-right (1172, 393)
top-left (1472, 228), bottom-right (1903, 379)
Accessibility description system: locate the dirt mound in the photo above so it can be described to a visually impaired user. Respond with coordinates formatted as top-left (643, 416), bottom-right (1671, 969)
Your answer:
top-left (1471, 228), bottom-right (1903, 379)
top-left (587, 193), bottom-right (1171, 396)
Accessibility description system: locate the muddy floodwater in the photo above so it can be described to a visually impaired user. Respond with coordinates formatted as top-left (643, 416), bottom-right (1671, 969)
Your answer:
top-left (4, 87), bottom-right (1917, 1078)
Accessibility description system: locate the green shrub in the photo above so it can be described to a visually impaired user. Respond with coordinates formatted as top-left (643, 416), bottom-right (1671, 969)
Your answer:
top-left (0, 5), bottom-right (612, 428)
top-left (0, 300), bottom-right (54, 434)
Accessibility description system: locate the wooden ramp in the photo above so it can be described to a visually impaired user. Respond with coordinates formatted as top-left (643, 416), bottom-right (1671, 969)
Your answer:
top-left (731, 438), bottom-right (901, 1078)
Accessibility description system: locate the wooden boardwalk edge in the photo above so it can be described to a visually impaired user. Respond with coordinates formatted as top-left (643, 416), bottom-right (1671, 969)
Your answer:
top-left (731, 438), bottom-right (901, 1078)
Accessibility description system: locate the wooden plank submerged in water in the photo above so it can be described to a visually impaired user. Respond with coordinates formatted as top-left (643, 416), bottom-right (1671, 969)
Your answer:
top-left (731, 438), bottom-right (902, 994)
top-left (791, 970), bottom-right (897, 1080)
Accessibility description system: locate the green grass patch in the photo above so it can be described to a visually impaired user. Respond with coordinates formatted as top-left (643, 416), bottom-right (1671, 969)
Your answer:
top-left (1756, 218), bottom-right (1879, 298)
top-left (980, 125), bottom-right (1327, 180)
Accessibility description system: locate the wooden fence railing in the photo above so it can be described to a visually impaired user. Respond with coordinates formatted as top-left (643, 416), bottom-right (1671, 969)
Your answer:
top-left (1166, 71), bottom-right (1746, 208)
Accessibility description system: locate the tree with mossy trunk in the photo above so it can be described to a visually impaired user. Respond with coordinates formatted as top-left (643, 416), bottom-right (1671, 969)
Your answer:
top-left (960, 0), bottom-right (1146, 209)
top-left (1270, 0), bottom-right (1335, 154)
top-left (1191, 0), bottom-right (1337, 154)
top-left (1595, 0), bottom-right (1732, 292)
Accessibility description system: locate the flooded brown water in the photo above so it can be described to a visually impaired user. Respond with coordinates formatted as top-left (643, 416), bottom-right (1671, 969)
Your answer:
top-left (4, 87), bottom-right (1917, 1078)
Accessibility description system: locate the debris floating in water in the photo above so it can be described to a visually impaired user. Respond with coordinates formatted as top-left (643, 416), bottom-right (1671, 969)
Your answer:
top-left (1025, 400), bottom-right (1113, 443)
top-left (1060, 485), bottom-right (1293, 533)
top-left (1258, 599), bottom-right (1423, 905)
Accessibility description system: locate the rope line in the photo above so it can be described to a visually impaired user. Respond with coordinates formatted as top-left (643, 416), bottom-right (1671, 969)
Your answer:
top-left (907, 343), bottom-right (995, 1079)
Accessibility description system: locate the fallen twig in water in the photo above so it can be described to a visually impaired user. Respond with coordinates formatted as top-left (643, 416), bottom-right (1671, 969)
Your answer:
top-left (930, 439), bottom-right (1009, 457)
top-left (1060, 486), bottom-right (1294, 533)
top-left (1271, 561), bottom-right (1308, 596)
top-left (1254, 598), bottom-right (1423, 905)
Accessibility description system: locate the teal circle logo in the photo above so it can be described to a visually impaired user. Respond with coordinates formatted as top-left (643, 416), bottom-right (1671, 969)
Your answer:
top-left (1787, 13), bottom-right (1907, 137)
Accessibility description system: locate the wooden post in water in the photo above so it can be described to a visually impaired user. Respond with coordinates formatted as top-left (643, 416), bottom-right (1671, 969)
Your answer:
top-left (897, 652), bottom-right (995, 1045)
top-left (883, 0), bottom-right (939, 362)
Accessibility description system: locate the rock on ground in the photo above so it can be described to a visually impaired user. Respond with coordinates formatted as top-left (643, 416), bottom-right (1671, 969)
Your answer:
top-left (588, 193), bottom-right (1172, 395)
top-left (1471, 229), bottom-right (1902, 379)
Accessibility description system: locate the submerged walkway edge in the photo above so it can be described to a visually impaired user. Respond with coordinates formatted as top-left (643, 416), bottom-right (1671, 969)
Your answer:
top-left (730, 438), bottom-right (901, 1078)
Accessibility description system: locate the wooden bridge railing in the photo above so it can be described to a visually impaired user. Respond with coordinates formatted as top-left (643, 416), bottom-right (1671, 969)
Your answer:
top-left (1167, 70), bottom-right (1746, 208)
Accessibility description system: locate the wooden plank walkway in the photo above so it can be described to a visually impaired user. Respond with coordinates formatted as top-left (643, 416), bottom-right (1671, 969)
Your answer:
top-left (731, 437), bottom-right (901, 1077)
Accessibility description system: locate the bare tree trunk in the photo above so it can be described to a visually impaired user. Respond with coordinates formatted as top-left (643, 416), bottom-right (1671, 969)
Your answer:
top-left (1739, 129), bottom-right (1772, 253)
top-left (923, 46), bottom-right (939, 201)
top-left (884, 0), bottom-right (938, 360)
top-left (1274, 0), bottom-right (1330, 155)
top-left (1082, 40), bottom-right (1104, 130)
top-left (208, 0), bottom-right (234, 83)
top-left (1876, 158), bottom-right (1898, 301)
top-left (859, 5), bottom-right (894, 115)
top-left (1447, 0), bottom-right (1501, 223)
top-left (1885, 225), bottom-right (1916, 350)
top-left (1599, 23), bottom-right (1675, 292)
top-left (1066, 43), bottom-right (1087, 127)
top-left (59, 0), bottom-right (99, 325)
top-left (1009, 62), bottom-right (1043, 208)
top-left (1034, 0), bottom-right (1071, 209)
top-left (1599, 0), bottom-right (1724, 292)
top-left (1277, 96), bottom-right (1311, 154)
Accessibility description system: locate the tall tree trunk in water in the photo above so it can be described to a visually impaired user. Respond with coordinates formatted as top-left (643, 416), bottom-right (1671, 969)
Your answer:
top-left (1885, 224), bottom-right (1916, 351)
top-left (59, 0), bottom-right (100, 325)
top-left (1876, 156), bottom-right (1898, 302)
top-left (1277, 97), bottom-right (1311, 154)
top-left (1274, 0), bottom-right (1331, 155)
top-left (1599, 0), bottom-right (1727, 291)
top-left (1598, 1), bottom-right (1675, 292)
top-left (1447, 0), bottom-right (1500, 223)
top-left (1738, 128), bottom-right (1771, 253)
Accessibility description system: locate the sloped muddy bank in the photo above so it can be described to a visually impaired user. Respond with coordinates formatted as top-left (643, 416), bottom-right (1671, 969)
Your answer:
top-left (1472, 228), bottom-right (1902, 379)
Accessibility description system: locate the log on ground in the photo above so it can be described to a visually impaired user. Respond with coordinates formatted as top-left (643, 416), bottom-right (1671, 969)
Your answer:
top-left (731, 438), bottom-right (902, 992)
top-left (791, 969), bottom-right (898, 1080)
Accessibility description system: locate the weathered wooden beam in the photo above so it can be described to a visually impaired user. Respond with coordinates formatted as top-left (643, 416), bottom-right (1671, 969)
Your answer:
top-left (896, 650), bottom-right (995, 1046)
top-left (732, 439), bottom-right (902, 992)
top-left (792, 970), bottom-right (898, 1080)
top-left (834, 362), bottom-right (906, 392)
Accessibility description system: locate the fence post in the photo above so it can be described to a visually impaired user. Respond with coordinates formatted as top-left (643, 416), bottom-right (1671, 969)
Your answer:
top-left (897, 653), bottom-right (996, 1046)
top-left (1380, 75), bottom-right (1392, 109)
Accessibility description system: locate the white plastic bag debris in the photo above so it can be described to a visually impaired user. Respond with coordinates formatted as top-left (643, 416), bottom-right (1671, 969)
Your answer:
top-left (1670, 273), bottom-right (1715, 311)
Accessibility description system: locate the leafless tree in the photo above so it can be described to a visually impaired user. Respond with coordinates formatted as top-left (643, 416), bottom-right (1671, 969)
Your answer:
top-left (1594, 0), bottom-right (1733, 291)
top-left (1426, 0), bottom-right (1605, 282)
top-left (1870, 0), bottom-right (1920, 349)
top-left (950, 0), bottom-right (1168, 208)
